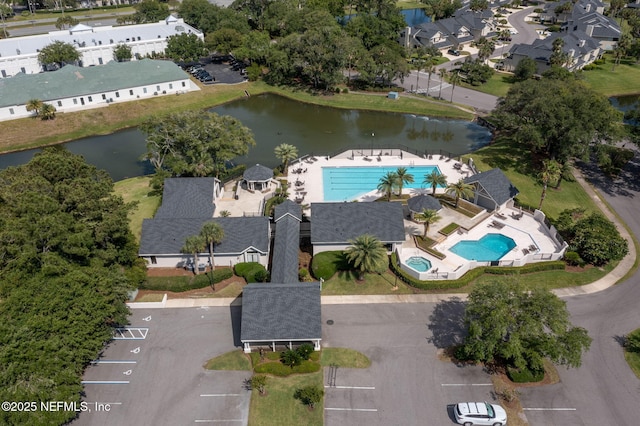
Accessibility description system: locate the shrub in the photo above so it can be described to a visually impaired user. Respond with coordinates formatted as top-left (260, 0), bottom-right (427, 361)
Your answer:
top-left (439, 223), bottom-right (460, 236)
top-left (563, 251), bottom-right (584, 267)
top-left (548, 25), bottom-right (561, 32)
top-left (342, 88), bottom-right (349, 93)
top-left (235, 262), bottom-right (268, 282)
top-left (250, 375), bottom-right (267, 395)
top-left (507, 366), bottom-right (544, 383)
top-left (254, 360), bottom-right (321, 376)
top-left (294, 386), bottom-right (324, 409)
top-left (254, 269), bottom-right (268, 282)
top-left (594, 58), bottom-right (606, 65)
top-left (299, 267), bottom-right (309, 281)
top-left (297, 343), bottom-right (314, 360)
top-left (626, 329), bottom-right (640, 353)
top-left (281, 349), bottom-right (302, 368)
top-left (582, 64), bottom-right (597, 71)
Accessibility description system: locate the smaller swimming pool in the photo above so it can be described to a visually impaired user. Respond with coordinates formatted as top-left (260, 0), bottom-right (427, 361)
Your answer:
top-left (450, 233), bottom-right (516, 262)
top-left (405, 256), bottom-right (432, 272)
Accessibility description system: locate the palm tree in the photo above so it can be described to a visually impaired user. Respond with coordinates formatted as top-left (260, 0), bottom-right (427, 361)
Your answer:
top-left (423, 169), bottom-right (448, 195)
top-left (200, 221), bottom-right (224, 274)
top-left (345, 234), bottom-right (388, 281)
top-left (446, 179), bottom-right (475, 208)
top-left (26, 99), bottom-right (43, 117)
top-left (274, 143), bottom-right (298, 174)
top-left (182, 235), bottom-right (206, 275)
top-left (538, 159), bottom-right (561, 210)
top-left (377, 171), bottom-right (399, 201)
top-left (39, 103), bottom-right (56, 121)
top-left (438, 68), bottom-right (447, 100)
top-left (414, 208), bottom-right (441, 237)
top-left (395, 167), bottom-right (414, 196)
top-left (425, 60), bottom-right (435, 96)
top-left (449, 71), bottom-right (461, 103)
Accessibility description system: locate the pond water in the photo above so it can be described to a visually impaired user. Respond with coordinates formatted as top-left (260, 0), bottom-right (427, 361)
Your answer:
top-left (341, 8), bottom-right (431, 26)
top-left (0, 94), bottom-right (491, 181)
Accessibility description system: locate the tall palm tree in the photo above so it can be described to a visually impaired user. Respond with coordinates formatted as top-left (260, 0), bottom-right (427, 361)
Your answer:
top-left (423, 169), bottom-right (448, 195)
top-left (345, 234), bottom-right (388, 281)
top-left (450, 71), bottom-right (461, 103)
top-left (200, 221), bottom-right (224, 273)
top-left (274, 143), bottom-right (298, 174)
top-left (377, 171), bottom-right (399, 201)
top-left (446, 179), bottom-right (475, 208)
top-left (438, 68), bottom-right (447, 100)
top-left (182, 235), bottom-right (206, 275)
top-left (538, 159), bottom-right (561, 210)
top-left (414, 208), bottom-right (441, 237)
top-left (26, 98), bottom-right (43, 117)
top-left (425, 60), bottom-right (435, 96)
top-left (395, 167), bottom-right (414, 196)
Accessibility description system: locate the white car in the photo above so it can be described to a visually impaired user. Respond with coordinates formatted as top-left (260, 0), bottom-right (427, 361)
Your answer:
top-left (453, 402), bottom-right (507, 426)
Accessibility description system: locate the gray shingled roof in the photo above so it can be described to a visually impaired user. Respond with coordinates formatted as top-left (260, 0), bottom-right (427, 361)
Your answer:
top-left (407, 195), bottom-right (442, 213)
top-left (139, 216), bottom-right (270, 255)
top-left (274, 199), bottom-right (302, 222)
top-left (0, 59), bottom-right (189, 107)
top-left (243, 164), bottom-right (273, 181)
top-left (270, 214), bottom-right (301, 284)
top-left (155, 178), bottom-right (217, 219)
top-left (463, 168), bottom-right (519, 206)
top-left (310, 202), bottom-right (405, 244)
top-left (241, 283), bottom-right (321, 342)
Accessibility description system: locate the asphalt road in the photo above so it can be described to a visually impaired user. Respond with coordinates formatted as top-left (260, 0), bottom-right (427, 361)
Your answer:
top-left (519, 147), bottom-right (640, 426)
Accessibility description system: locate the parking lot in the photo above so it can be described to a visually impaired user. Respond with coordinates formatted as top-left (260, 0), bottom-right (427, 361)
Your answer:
top-left (77, 302), bottom-right (523, 426)
top-left (76, 307), bottom-right (250, 426)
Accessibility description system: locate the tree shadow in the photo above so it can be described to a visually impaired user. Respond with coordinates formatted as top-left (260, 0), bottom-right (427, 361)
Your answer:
top-left (427, 297), bottom-right (467, 349)
top-left (613, 334), bottom-right (627, 348)
top-left (229, 297), bottom-right (242, 348)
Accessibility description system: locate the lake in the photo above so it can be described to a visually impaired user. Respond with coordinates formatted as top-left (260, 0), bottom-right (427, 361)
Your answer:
top-left (0, 94), bottom-right (491, 181)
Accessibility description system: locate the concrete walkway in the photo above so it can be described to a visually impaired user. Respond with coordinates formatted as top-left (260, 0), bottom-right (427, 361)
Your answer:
top-left (132, 168), bottom-right (636, 309)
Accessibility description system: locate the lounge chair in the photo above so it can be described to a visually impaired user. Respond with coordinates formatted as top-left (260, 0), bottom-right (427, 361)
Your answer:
top-left (453, 163), bottom-right (462, 170)
top-left (522, 248), bottom-right (530, 255)
top-left (529, 244), bottom-right (537, 252)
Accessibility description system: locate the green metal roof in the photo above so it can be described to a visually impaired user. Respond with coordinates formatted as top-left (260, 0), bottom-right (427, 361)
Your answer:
top-left (0, 59), bottom-right (188, 107)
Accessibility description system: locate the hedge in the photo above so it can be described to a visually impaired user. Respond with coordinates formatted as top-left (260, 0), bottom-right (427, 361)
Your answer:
top-left (235, 262), bottom-right (268, 282)
top-left (507, 366), bottom-right (544, 383)
top-left (439, 222), bottom-right (460, 236)
top-left (140, 267), bottom-right (233, 292)
top-left (389, 254), bottom-right (567, 290)
top-left (253, 360), bottom-right (321, 376)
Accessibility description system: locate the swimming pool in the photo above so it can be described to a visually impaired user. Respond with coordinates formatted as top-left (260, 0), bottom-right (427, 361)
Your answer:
top-left (322, 165), bottom-right (442, 201)
top-left (450, 233), bottom-right (516, 262)
top-left (405, 256), bottom-right (432, 272)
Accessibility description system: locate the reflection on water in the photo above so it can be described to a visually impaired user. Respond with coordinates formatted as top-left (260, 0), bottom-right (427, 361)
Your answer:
top-left (0, 94), bottom-right (492, 180)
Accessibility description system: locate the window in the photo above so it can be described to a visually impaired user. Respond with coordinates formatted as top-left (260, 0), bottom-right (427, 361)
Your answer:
top-left (73, 98), bottom-right (78, 105)
top-left (102, 94), bottom-right (106, 100)
top-left (129, 89), bottom-right (134, 95)
top-left (87, 96), bottom-right (92, 102)
top-left (80, 98), bottom-right (85, 106)
top-left (115, 92), bottom-right (120, 98)
top-left (150, 256), bottom-right (157, 265)
top-left (57, 101), bottom-right (62, 107)
top-left (156, 85), bottom-right (160, 91)
top-left (169, 83), bottom-right (173, 89)
top-left (143, 87), bottom-right (147, 94)
top-left (9, 108), bottom-right (14, 115)
top-left (20, 67), bottom-right (25, 73)
top-left (1, 70), bottom-right (6, 78)
top-left (98, 40), bottom-right (102, 45)
top-left (181, 81), bottom-right (186, 87)
top-left (98, 58), bottom-right (103, 65)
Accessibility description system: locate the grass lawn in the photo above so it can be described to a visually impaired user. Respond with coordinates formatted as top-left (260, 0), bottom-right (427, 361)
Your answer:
top-left (460, 71), bottom-right (514, 98)
top-left (135, 293), bottom-right (165, 302)
top-left (113, 176), bottom-right (160, 242)
top-left (248, 372), bottom-right (323, 426)
top-left (320, 348), bottom-right (371, 368)
top-left (321, 269), bottom-right (416, 295)
top-left (581, 55), bottom-right (640, 97)
top-left (463, 138), bottom-right (600, 220)
top-left (8, 7), bottom-right (136, 22)
top-left (0, 80), bottom-right (471, 154)
top-left (311, 251), bottom-right (348, 280)
top-left (471, 264), bottom-right (613, 291)
top-left (625, 350), bottom-right (640, 379)
top-left (205, 350), bottom-right (252, 371)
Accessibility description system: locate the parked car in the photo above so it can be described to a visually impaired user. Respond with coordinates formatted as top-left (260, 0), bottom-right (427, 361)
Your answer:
top-left (453, 402), bottom-right (507, 426)
top-left (448, 49), bottom-right (461, 56)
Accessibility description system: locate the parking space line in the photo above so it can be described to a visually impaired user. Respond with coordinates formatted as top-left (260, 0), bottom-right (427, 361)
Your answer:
top-left (199, 394), bottom-right (242, 397)
top-left (81, 381), bottom-right (130, 384)
top-left (441, 383), bottom-right (492, 386)
top-left (324, 385), bottom-right (375, 390)
top-left (113, 327), bottom-right (149, 340)
top-left (325, 408), bottom-right (378, 412)
top-left (90, 360), bottom-right (137, 364)
top-left (523, 408), bottom-right (576, 411)
top-left (194, 420), bottom-right (244, 423)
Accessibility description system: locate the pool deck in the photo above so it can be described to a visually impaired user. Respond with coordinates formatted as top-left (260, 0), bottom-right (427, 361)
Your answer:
top-left (286, 150), bottom-right (471, 206)
top-left (287, 150), bottom-right (564, 280)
